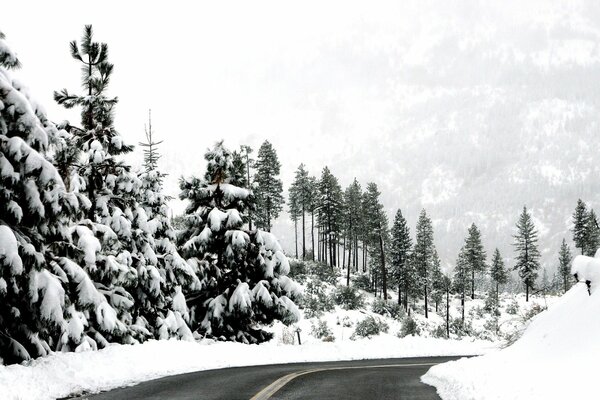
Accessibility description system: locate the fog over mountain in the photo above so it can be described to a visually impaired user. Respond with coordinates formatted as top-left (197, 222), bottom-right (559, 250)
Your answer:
top-left (3, 0), bottom-right (600, 271)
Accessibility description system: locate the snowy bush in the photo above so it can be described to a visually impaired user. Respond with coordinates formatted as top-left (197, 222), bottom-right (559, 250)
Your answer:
top-left (371, 299), bottom-right (404, 319)
top-left (302, 280), bottom-right (334, 318)
top-left (310, 319), bottom-right (334, 340)
top-left (334, 286), bottom-right (365, 310)
top-left (431, 325), bottom-right (447, 339)
top-left (351, 274), bottom-right (373, 292)
top-left (450, 318), bottom-right (474, 338)
top-left (351, 316), bottom-right (389, 339)
top-left (288, 259), bottom-right (308, 282)
top-left (336, 315), bottom-right (353, 327)
top-left (484, 292), bottom-right (501, 316)
top-left (523, 303), bottom-right (546, 321)
top-left (506, 299), bottom-right (519, 314)
top-left (398, 315), bottom-right (421, 338)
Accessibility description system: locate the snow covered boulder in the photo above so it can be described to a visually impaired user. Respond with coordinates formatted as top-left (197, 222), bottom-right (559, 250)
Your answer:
top-left (571, 254), bottom-right (600, 294)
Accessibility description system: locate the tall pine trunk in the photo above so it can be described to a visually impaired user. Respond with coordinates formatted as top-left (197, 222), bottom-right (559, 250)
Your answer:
top-left (471, 269), bottom-right (475, 300)
top-left (302, 207), bottom-right (306, 259)
top-left (311, 211), bottom-right (315, 261)
top-left (446, 288), bottom-right (450, 339)
top-left (294, 218), bottom-right (298, 258)
top-left (379, 233), bottom-right (387, 300)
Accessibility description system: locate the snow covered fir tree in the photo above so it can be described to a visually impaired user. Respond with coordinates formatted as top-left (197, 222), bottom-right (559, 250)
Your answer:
top-left (178, 141), bottom-right (300, 343)
top-left (0, 30), bottom-right (96, 364)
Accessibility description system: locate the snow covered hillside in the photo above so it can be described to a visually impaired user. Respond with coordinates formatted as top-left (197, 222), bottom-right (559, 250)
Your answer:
top-left (422, 253), bottom-right (600, 400)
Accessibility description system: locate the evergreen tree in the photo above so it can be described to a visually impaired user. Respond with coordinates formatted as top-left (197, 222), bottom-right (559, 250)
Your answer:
top-left (584, 209), bottom-right (600, 256)
top-left (557, 238), bottom-right (573, 293)
top-left (0, 30), bottom-right (110, 363)
top-left (289, 164), bottom-right (311, 259)
top-left (288, 181), bottom-right (301, 259)
top-left (229, 150), bottom-right (248, 189)
top-left (239, 145), bottom-right (253, 229)
top-left (572, 199), bottom-right (588, 254)
top-left (414, 209), bottom-right (435, 318)
top-left (463, 223), bottom-right (487, 299)
top-left (430, 250), bottom-right (444, 313)
top-left (253, 140), bottom-right (284, 231)
top-left (452, 247), bottom-right (469, 323)
top-left (362, 183), bottom-right (389, 299)
top-left (317, 167), bottom-right (343, 268)
top-left (178, 142), bottom-right (300, 343)
top-left (513, 206), bottom-right (541, 302)
top-left (342, 179), bottom-right (362, 285)
top-left (489, 248), bottom-right (508, 304)
top-left (306, 175), bottom-right (319, 261)
top-left (137, 111), bottom-right (200, 340)
top-left (55, 25), bottom-right (162, 342)
top-left (390, 209), bottom-right (413, 308)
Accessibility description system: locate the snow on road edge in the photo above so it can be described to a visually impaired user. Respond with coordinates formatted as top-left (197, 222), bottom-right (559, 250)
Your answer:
top-left (2, 336), bottom-right (493, 400)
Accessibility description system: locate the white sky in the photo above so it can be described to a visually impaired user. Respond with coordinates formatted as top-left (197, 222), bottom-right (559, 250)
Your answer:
top-left (3, 0), bottom-right (599, 260)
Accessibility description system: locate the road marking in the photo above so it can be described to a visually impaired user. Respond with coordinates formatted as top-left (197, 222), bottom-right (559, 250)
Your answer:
top-left (250, 362), bottom-right (438, 400)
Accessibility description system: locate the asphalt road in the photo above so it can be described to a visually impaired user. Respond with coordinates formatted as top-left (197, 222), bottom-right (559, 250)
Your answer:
top-left (81, 356), bottom-right (460, 400)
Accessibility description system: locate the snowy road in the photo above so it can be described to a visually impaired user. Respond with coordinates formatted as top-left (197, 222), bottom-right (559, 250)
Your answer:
top-left (82, 356), bottom-right (458, 400)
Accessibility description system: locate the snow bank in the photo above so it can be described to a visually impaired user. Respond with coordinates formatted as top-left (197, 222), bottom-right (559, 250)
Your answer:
top-left (2, 335), bottom-right (491, 400)
top-left (423, 279), bottom-right (600, 400)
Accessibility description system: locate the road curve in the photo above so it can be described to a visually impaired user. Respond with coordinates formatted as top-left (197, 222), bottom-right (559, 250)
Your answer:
top-left (82, 356), bottom-right (461, 400)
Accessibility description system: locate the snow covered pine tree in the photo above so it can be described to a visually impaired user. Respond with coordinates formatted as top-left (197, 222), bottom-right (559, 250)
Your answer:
top-left (0, 31), bottom-right (105, 363)
top-left (179, 141), bottom-right (300, 343)
top-left (138, 111), bottom-right (200, 340)
top-left (54, 26), bottom-right (174, 344)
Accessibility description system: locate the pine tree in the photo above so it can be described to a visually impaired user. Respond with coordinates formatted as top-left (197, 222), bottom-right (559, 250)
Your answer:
top-left (137, 110), bottom-right (200, 340)
top-left (557, 238), bottom-right (572, 294)
top-left (306, 175), bottom-right (319, 261)
top-left (289, 164), bottom-right (311, 259)
top-left (489, 248), bottom-right (508, 304)
top-left (442, 274), bottom-right (452, 339)
top-left (430, 250), bottom-right (444, 313)
top-left (464, 223), bottom-right (487, 299)
top-left (178, 142), bottom-right (300, 343)
top-left (414, 209), bottom-right (435, 318)
top-left (342, 179), bottom-right (362, 285)
top-left (55, 25), bottom-right (161, 343)
top-left (0, 30), bottom-right (110, 363)
top-left (253, 140), bottom-right (284, 231)
top-left (362, 183), bottom-right (389, 299)
top-left (390, 209), bottom-right (412, 308)
top-left (453, 247), bottom-right (469, 323)
top-left (513, 206), bottom-right (541, 302)
top-left (317, 167), bottom-right (343, 268)
top-left (572, 199), bottom-right (588, 254)
top-left (239, 145), bottom-right (253, 229)
top-left (584, 209), bottom-right (600, 256)
top-left (288, 181), bottom-right (301, 259)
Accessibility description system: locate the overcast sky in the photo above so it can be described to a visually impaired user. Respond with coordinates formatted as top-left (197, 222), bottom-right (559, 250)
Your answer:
top-left (3, 0), bottom-right (599, 258)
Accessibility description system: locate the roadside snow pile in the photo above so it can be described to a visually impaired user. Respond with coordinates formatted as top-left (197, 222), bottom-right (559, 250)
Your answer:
top-left (1, 336), bottom-right (492, 400)
top-left (422, 254), bottom-right (600, 400)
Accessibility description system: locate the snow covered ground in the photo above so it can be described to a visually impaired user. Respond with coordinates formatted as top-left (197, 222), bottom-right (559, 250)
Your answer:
top-left (422, 257), bottom-right (598, 400)
top-left (1, 335), bottom-right (492, 400)
top-left (2, 261), bottom-right (558, 400)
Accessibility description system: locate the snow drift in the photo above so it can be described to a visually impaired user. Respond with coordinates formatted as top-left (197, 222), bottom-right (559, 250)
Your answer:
top-left (422, 252), bottom-right (600, 400)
